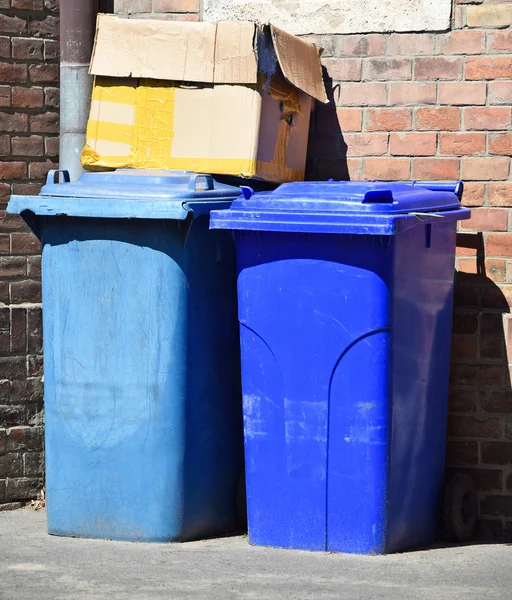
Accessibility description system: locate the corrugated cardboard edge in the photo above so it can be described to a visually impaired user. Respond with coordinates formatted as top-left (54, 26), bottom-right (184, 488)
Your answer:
top-left (270, 25), bottom-right (328, 104)
top-left (213, 21), bottom-right (258, 84)
top-left (89, 14), bottom-right (217, 82)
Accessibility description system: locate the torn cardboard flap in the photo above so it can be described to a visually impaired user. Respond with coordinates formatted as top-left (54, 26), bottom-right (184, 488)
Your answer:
top-left (89, 14), bottom-right (327, 103)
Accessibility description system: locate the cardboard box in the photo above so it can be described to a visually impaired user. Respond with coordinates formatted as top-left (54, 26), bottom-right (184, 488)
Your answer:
top-left (81, 15), bottom-right (327, 183)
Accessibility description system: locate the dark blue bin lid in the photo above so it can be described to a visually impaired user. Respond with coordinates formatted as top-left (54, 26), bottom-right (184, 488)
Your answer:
top-left (210, 180), bottom-right (470, 235)
top-left (8, 169), bottom-right (240, 222)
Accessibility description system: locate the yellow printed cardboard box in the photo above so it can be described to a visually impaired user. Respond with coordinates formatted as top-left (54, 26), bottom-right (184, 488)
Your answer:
top-left (82, 16), bottom-right (327, 183)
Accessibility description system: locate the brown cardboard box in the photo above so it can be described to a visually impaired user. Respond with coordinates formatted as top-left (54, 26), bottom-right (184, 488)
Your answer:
top-left (82, 15), bottom-right (327, 183)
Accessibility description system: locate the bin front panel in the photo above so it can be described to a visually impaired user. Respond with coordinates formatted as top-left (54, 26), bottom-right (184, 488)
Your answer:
top-left (236, 231), bottom-right (393, 552)
top-left (43, 216), bottom-right (241, 542)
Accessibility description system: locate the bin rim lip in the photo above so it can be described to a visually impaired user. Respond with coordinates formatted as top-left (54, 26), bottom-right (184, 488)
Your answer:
top-left (7, 194), bottom-right (236, 221)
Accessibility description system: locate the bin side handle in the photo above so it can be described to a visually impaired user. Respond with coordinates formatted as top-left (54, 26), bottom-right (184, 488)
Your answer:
top-left (188, 174), bottom-right (214, 192)
top-left (46, 170), bottom-right (71, 186)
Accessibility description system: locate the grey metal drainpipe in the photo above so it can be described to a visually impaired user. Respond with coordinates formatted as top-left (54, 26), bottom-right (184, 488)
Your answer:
top-left (60, 1), bottom-right (112, 181)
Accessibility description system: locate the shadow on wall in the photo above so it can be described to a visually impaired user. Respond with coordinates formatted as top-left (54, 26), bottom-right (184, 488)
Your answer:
top-left (448, 232), bottom-right (512, 540)
top-left (305, 69), bottom-right (348, 181)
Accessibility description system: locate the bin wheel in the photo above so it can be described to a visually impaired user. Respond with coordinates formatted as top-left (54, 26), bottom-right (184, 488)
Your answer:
top-left (443, 473), bottom-right (477, 543)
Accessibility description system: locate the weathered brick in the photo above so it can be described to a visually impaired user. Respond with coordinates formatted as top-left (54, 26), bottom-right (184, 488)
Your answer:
top-left (11, 136), bottom-right (44, 157)
top-left (11, 87), bottom-right (43, 108)
top-left (10, 379), bottom-right (43, 405)
top-left (28, 159), bottom-right (57, 180)
top-left (27, 308), bottom-right (41, 353)
top-left (452, 311), bottom-right (479, 335)
top-left (43, 39), bottom-right (58, 61)
top-left (0, 453), bottom-right (23, 478)
top-left (10, 280), bottom-right (41, 304)
top-left (390, 132), bottom-right (436, 156)
top-left (415, 107), bottom-right (461, 131)
top-left (466, 56), bottom-right (512, 80)
top-left (0, 86), bottom-right (9, 107)
top-left (388, 82), bottom-right (436, 105)
top-left (0, 36), bottom-right (10, 59)
top-left (450, 363), bottom-right (504, 387)
top-left (44, 136), bottom-right (58, 156)
top-left (44, 87), bottom-right (58, 108)
top-left (482, 313), bottom-right (506, 359)
top-left (337, 34), bottom-right (387, 57)
top-left (28, 15), bottom-right (58, 38)
top-left (23, 452), bottom-right (43, 476)
top-left (448, 388), bottom-right (478, 412)
top-left (27, 256), bottom-right (41, 278)
top-left (466, 4), bottom-right (512, 27)
top-left (413, 158), bottom-right (460, 181)
top-left (344, 133), bottom-right (388, 157)
top-left (388, 33), bottom-right (435, 55)
top-left (6, 426), bottom-right (43, 452)
top-left (489, 183), bottom-right (512, 207)
top-left (489, 30), bottom-right (512, 53)
top-left (363, 58), bottom-right (411, 81)
top-left (28, 63), bottom-right (58, 84)
top-left (12, 0), bottom-right (43, 8)
top-left (439, 30), bottom-right (485, 55)
top-left (0, 162), bottom-right (27, 180)
top-left (153, 0), bottom-right (200, 11)
top-left (489, 82), bottom-right (512, 105)
top-left (0, 184), bottom-right (10, 205)
top-left (11, 37), bottom-right (43, 60)
top-left (11, 232), bottom-right (40, 255)
top-left (0, 357), bottom-right (26, 381)
top-left (414, 57), bottom-right (463, 80)
top-left (364, 158), bottom-right (410, 181)
top-left (489, 133), bottom-right (512, 157)
top-left (339, 83), bottom-right (387, 106)
top-left (0, 63), bottom-right (27, 84)
top-left (439, 82), bottom-right (486, 106)
top-left (0, 14), bottom-right (27, 35)
top-left (11, 307), bottom-right (26, 354)
top-left (322, 58), bottom-right (361, 82)
top-left (0, 234), bottom-right (9, 254)
top-left (447, 415), bottom-right (501, 439)
top-left (461, 158), bottom-right (510, 182)
top-left (0, 135), bottom-right (10, 156)
top-left (465, 107), bottom-right (511, 131)
top-left (439, 133), bottom-right (486, 156)
top-left (116, 0), bottom-right (151, 12)
top-left (451, 336), bottom-right (479, 360)
top-left (446, 441), bottom-right (478, 465)
top-left (11, 184), bottom-right (40, 196)
top-left (487, 233), bottom-right (512, 257)
top-left (0, 112), bottom-right (28, 133)
top-left (483, 443), bottom-right (512, 465)
top-left (460, 208), bottom-right (508, 232)
top-left (446, 468), bottom-right (503, 493)
top-left (30, 111), bottom-right (58, 133)
top-left (482, 391), bottom-right (512, 413)
top-left (0, 256), bottom-right (25, 277)
top-left (27, 354), bottom-right (43, 377)
top-left (5, 477), bottom-right (42, 502)
top-left (366, 108), bottom-right (411, 131)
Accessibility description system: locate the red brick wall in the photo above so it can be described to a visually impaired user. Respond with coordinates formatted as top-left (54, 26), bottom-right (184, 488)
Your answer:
top-left (0, 0), bottom-right (57, 508)
top-left (307, 1), bottom-right (512, 539)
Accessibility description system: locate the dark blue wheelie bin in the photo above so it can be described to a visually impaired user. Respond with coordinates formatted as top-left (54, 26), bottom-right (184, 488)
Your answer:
top-left (210, 180), bottom-right (470, 554)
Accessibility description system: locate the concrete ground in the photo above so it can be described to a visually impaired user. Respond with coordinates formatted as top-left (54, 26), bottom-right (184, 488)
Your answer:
top-left (0, 509), bottom-right (511, 600)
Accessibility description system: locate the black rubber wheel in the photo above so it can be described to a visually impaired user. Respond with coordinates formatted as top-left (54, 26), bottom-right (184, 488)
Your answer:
top-left (443, 473), bottom-right (477, 543)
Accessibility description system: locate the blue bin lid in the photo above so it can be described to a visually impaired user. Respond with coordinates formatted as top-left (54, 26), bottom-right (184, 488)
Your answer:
top-left (8, 169), bottom-right (240, 222)
top-left (210, 180), bottom-right (470, 235)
